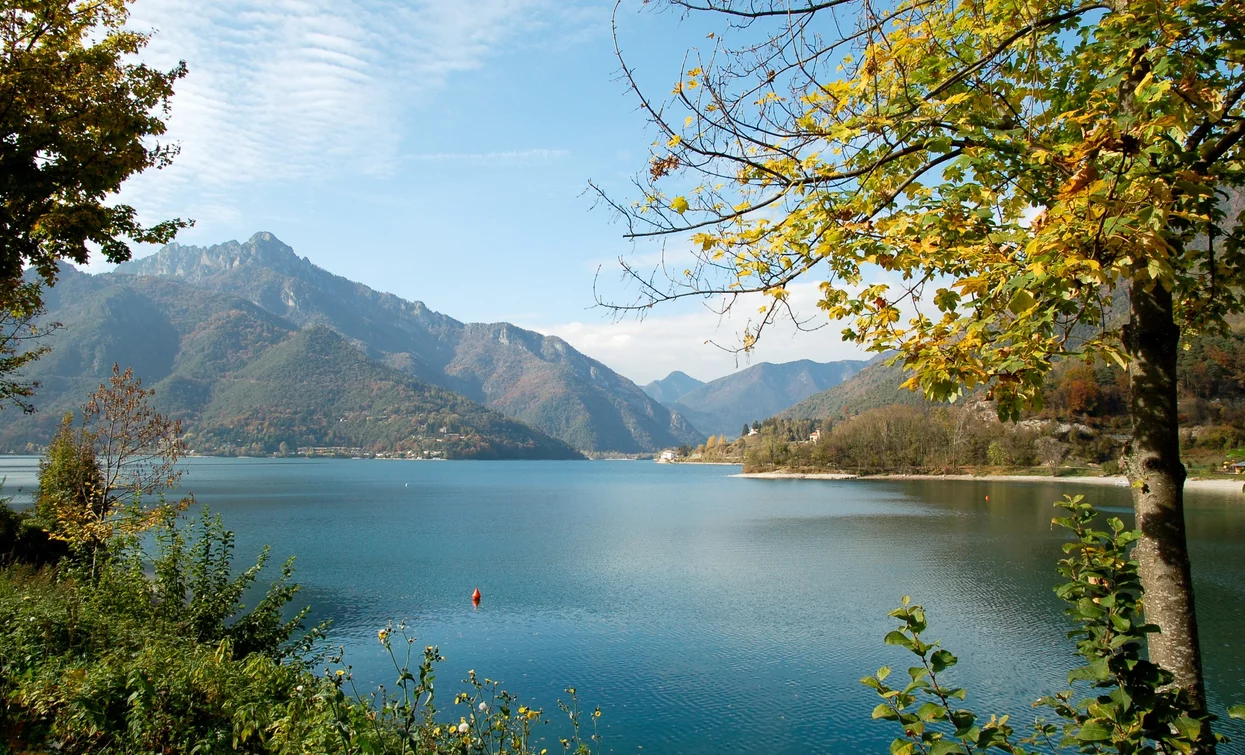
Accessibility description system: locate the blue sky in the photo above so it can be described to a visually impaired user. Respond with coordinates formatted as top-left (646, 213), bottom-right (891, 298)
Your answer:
top-left (110, 0), bottom-right (872, 384)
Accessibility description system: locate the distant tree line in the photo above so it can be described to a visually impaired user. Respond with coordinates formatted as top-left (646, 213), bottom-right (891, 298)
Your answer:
top-left (740, 330), bottom-right (1245, 475)
top-left (742, 406), bottom-right (1102, 475)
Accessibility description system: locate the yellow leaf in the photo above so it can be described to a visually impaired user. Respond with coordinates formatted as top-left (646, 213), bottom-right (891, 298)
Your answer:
top-left (671, 196), bottom-right (690, 214)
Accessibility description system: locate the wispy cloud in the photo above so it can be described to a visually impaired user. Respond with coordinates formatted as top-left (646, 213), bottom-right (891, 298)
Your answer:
top-left (404, 149), bottom-right (570, 163)
top-left (120, 0), bottom-right (584, 225)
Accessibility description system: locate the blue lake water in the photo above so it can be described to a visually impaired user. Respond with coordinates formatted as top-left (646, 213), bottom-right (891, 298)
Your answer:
top-left (2, 457), bottom-right (1242, 753)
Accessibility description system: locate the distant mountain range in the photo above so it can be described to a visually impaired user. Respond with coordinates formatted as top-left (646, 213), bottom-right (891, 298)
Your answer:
top-left (645, 358), bottom-right (869, 437)
top-left (779, 359), bottom-right (926, 421)
top-left (642, 371), bottom-right (705, 405)
top-left (2, 267), bottom-right (581, 459)
top-left (110, 233), bottom-right (702, 454)
top-left (6, 232), bottom-right (704, 455)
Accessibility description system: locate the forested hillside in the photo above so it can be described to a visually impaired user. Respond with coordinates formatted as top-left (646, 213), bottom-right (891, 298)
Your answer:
top-left (115, 233), bottom-right (702, 452)
top-left (3, 267), bottom-right (581, 459)
top-left (779, 359), bottom-right (922, 421)
top-left (755, 328), bottom-right (1245, 475)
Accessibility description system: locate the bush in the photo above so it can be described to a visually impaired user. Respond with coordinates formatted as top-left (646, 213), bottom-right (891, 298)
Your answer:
top-left (864, 496), bottom-right (1242, 752)
top-left (0, 508), bottom-right (597, 754)
top-left (0, 502), bottom-right (66, 567)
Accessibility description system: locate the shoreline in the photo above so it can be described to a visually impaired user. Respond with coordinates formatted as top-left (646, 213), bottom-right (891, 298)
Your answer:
top-left (658, 460), bottom-right (744, 466)
top-left (732, 471), bottom-right (1245, 494)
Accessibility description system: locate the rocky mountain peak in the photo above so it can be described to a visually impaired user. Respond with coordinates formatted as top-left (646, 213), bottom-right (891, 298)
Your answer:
top-left (116, 232), bottom-right (309, 282)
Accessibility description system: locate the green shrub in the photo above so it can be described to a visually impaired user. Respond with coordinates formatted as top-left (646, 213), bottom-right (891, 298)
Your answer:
top-left (0, 501), bottom-right (66, 566)
top-left (864, 496), bottom-right (1242, 753)
top-left (0, 508), bottom-right (597, 754)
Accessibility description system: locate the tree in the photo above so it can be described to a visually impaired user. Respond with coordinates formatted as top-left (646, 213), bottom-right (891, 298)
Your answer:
top-left (1060, 363), bottom-right (1104, 416)
top-left (1036, 435), bottom-right (1070, 477)
top-left (37, 364), bottom-right (189, 569)
top-left (0, 0), bottom-right (188, 401)
top-left (35, 411), bottom-right (105, 547)
top-left (0, 281), bottom-right (56, 412)
top-left (600, 1), bottom-right (1242, 744)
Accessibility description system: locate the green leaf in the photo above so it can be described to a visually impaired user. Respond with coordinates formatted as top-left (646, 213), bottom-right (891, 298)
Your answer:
top-left (884, 631), bottom-right (915, 650)
top-left (889, 738), bottom-right (916, 755)
top-left (930, 649), bottom-right (957, 673)
top-left (1007, 289), bottom-right (1035, 315)
top-left (929, 740), bottom-right (963, 755)
top-left (1172, 716), bottom-right (1202, 739)
top-left (949, 709), bottom-right (975, 734)
top-left (1229, 705), bottom-right (1245, 720)
top-left (917, 702), bottom-right (945, 721)
top-left (873, 703), bottom-right (899, 720)
top-left (1075, 722), bottom-right (1112, 741)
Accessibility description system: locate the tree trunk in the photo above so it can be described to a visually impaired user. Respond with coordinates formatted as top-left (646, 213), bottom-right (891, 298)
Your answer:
top-left (1123, 274), bottom-right (1213, 752)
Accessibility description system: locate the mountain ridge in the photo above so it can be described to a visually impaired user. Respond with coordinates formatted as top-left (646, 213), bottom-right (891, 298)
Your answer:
top-left (642, 371), bottom-right (706, 404)
top-left (5, 267), bottom-right (580, 459)
top-left (114, 233), bottom-right (702, 452)
top-left (658, 358), bottom-right (870, 436)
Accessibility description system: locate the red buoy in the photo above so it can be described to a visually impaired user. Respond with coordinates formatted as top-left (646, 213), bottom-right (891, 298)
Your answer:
top-left (472, 587), bottom-right (481, 604)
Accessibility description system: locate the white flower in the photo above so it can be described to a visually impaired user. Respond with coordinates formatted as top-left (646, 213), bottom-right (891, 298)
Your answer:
top-left (478, 702), bottom-right (489, 712)
top-left (457, 722), bottom-right (470, 734)
top-left (295, 685), bottom-right (304, 692)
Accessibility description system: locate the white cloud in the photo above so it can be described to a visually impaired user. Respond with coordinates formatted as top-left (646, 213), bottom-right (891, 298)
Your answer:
top-left (120, 0), bottom-right (577, 225)
top-left (526, 283), bottom-right (873, 384)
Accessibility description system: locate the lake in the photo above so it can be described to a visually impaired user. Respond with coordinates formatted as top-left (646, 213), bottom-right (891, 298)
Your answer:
top-left (1, 457), bottom-right (1242, 753)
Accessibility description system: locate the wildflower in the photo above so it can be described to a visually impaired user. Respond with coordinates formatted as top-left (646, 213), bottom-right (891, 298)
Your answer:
top-left (378, 629), bottom-right (388, 643)
top-left (336, 669), bottom-right (345, 677)
top-left (295, 685), bottom-right (304, 692)
top-left (478, 701), bottom-right (489, 712)
top-left (434, 727), bottom-right (442, 737)
top-left (519, 706), bottom-right (528, 715)
top-left (458, 722), bottom-right (470, 734)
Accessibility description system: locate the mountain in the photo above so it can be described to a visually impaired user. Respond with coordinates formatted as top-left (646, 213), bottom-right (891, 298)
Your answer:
top-left (1, 267), bottom-right (582, 459)
top-left (642, 371), bottom-right (705, 404)
top-left (195, 327), bottom-right (580, 459)
top-left (114, 233), bottom-right (702, 453)
top-left (780, 359), bottom-right (928, 420)
top-left (664, 358), bottom-right (869, 436)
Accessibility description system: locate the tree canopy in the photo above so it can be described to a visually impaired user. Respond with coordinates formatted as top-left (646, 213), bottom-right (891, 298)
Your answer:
top-left (602, 0), bottom-right (1243, 417)
top-left (0, 0), bottom-right (188, 408)
top-left (603, 0), bottom-right (1244, 749)
top-left (0, 0), bottom-right (188, 287)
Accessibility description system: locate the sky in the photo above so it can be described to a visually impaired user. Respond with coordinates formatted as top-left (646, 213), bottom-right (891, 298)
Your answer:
top-left (106, 0), bottom-right (873, 385)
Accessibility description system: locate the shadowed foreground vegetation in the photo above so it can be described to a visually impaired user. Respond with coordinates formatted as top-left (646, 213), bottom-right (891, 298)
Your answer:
top-left (0, 507), bottom-right (599, 754)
